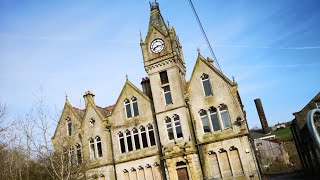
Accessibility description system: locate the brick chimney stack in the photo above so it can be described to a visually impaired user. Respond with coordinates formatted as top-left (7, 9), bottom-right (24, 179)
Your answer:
top-left (254, 98), bottom-right (271, 134)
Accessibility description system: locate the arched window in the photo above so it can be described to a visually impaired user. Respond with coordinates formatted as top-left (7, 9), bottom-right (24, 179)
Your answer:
top-left (69, 147), bottom-right (75, 165)
top-left (140, 126), bottom-right (148, 148)
top-left (147, 124), bottom-right (156, 146)
top-left (199, 109), bottom-right (211, 133)
top-left (89, 138), bottom-right (95, 159)
top-left (165, 117), bottom-right (174, 140)
top-left (96, 136), bottom-right (103, 157)
top-left (201, 73), bottom-right (213, 96)
top-left (219, 104), bottom-right (231, 129)
top-left (132, 128), bottom-right (140, 150)
top-left (124, 99), bottom-right (132, 118)
top-left (229, 146), bottom-right (243, 175)
top-left (76, 144), bottom-right (82, 164)
top-left (66, 118), bottom-right (72, 136)
top-left (125, 130), bottom-right (133, 152)
top-left (89, 118), bottom-right (95, 126)
top-left (173, 114), bottom-right (183, 139)
top-left (132, 96), bottom-right (139, 117)
top-left (209, 107), bottom-right (221, 131)
top-left (118, 132), bottom-right (126, 153)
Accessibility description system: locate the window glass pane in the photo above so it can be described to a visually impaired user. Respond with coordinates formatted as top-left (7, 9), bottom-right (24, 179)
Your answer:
top-left (210, 113), bottom-right (221, 131)
top-left (203, 79), bottom-right (212, 96)
top-left (160, 71), bottom-right (169, 84)
top-left (149, 129), bottom-right (156, 146)
top-left (90, 142), bottom-right (95, 159)
top-left (97, 142), bottom-right (103, 157)
top-left (176, 126), bottom-right (183, 138)
top-left (163, 86), bottom-right (173, 105)
top-left (141, 131), bottom-right (148, 148)
top-left (134, 134), bottom-right (140, 150)
top-left (133, 101), bottom-right (139, 116)
top-left (167, 128), bottom-right (174, 140)
top-left (120, 138), bottom-right (126, 153)
top-left (201, 115), bottom-right (211, 133)
top-left (221, 110), bottom-right (231, 128)
top-left (77, 148), bottom-right (82, 164)
top-left (67, 121), bottom-right (72, 136)
top-left (126, 131), bottom-right (133, 151)
top-left (125, 103), bottom-right (132, 118)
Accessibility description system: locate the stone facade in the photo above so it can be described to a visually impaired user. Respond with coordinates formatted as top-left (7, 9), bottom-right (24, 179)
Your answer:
top-left (291, 92), bottom-right (320, 175)
top-left (52, 2), bottom-right (260, 180)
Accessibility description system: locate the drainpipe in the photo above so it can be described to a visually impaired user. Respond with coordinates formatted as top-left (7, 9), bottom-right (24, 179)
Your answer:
top-left (185, 98), bottom-right (205, 179)
top-left (106, 122), bottom-right (118, 180)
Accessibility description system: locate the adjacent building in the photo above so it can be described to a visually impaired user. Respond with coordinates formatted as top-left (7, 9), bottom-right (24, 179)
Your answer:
top-left (291, 92), bottom-right (320, 175)
top-left (52, 2), bottom-right (260, 180)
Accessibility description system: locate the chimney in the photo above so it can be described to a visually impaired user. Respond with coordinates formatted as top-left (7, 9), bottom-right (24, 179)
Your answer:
top-left (141, 77), bottom-right (153, 100)
top-left (83, 90), bottom-right (95, 106)
top-left (254, 98), bottom-right (271, 134)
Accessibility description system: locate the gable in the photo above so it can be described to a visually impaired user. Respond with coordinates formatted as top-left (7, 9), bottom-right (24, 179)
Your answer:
top-left (110, 80), bottom-right (152, 126)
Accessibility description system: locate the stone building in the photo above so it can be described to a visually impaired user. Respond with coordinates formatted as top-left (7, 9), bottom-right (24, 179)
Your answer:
top-left (291, 92), bottom-right (320, 175)
top-left (52, 2), bottom-right (260, 180)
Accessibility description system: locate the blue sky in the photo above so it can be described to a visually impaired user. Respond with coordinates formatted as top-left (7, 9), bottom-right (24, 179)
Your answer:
top-left (1, 0), bottom-right (319, 128)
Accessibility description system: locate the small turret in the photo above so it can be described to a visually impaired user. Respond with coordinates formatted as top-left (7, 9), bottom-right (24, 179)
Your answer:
top-left (83, 90), bottom-right (95, 106)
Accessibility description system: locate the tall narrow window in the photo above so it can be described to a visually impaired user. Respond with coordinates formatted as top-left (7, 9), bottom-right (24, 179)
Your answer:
top-left (209, 107), bottom-right (221, 131)
top-left (140, 126), bottom-right (148, 148)
top-left (96, 136), bottom-right (103, 157)
top-left (125, 99), bottom-right (132, 118)
top-left (201, 74), bottom-right (213, 96)
top-left (147, 124), bottom-right (156, 146)
top-left (66, 118), bottom-right (72, 136)
top-left (118, 132), bottom-right (126, 153)
top-left (229, 147), bottom-right (243, 175)
top-left (132, 97), bottom-right (139, 117)
top-left (199, 109), bottom-right (211, 133)
top-left (163, 86), bottom-right (172, 105)
top-left (69, 147), bottom-right (75, 165)
top-left (220, 104), bottom-right (231, 129)
top-left (133, 128), bottom-right (140, 150)
top-left (173, 114), bottom-right (183, 138)
top-left (76, 144), bottom-right (82, 164)
top-left (126, 130), bottom-right (133, 151)
top-left (208, 152), bottom-right (221, 178)
top-left (165, 117), bottom-right (174, 140)
top-left (160, 71), bottom-right (169, 84)
top-left (89, 138), bottom-right (95, 159)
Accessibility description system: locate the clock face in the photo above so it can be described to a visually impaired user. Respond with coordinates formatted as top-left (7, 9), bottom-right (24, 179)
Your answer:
top-left (150, 38), bottom-right (165, 53)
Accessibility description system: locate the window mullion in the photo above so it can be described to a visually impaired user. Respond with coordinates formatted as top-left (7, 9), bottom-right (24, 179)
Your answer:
top-left (172, 120), bottom-right (177, 140)
top-left (131, 130), bottom-right (136, 151)
top-left (217, 109), bottom-right (224, 130)
top-left (124, 133), bottom-right (128, 153)
top-left (208, 111), bottom-right (214, 132)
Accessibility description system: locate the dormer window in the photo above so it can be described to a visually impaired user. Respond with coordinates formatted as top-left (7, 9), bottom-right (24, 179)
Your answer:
top-left (316, 101), bottom-right (320, 109)
top-left (124, 99), bottom-right (132, 118)
top-left (219, 104), bottom-right (231, 129)
top-left (201, 74), bottom-right (213, 96)
top-left (66, 118), bottom-right (72, 136)
top-left (89, 118), bottom-right (95, 126)
top-left (124, 97), bottom-right (139, 119)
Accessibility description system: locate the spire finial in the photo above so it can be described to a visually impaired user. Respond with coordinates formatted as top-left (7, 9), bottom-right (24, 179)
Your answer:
top-left (197, 48), bottom-right (200, 55)
top-left (125, 74), bottom-right (128, 81)
top-left (140, 30), bottom-right (143, 42)
top-left (167, 20), bottom-right (170, 28)
top-left (65, 91), bottom-right (68, 101)
top-left (232, 76), bottom-right (236, 83)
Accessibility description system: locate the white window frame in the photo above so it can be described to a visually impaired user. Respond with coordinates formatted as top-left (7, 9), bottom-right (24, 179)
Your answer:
top-left (165, 115), bottom-right (183, 141)
top-left (66, 118), bottom-right (72, 136)
top-left (75, 143), bottom-right (82, 164)
top-left (89, 138), bottom-right (96, 160)
top-left (163, 85), bottom-right (173, 105)
top-left (199, 109), bottom-right (213, 133)
top-left (132, 128), bottom-right (141, 150)
top-left (131, 96), bottom-right (139, 117)
top-left (209, 107), bottom-right (222, 131)
top-left (201, 73), bottom-right (213, 97)
top-left (218, 104), bottom-right (232, 130)
top-left (95, 136), bottom-right (103, 158)
top-left (124, 99), bottom-right (132, 119)
top-left (147, 124), bottom-right (156, 146)
top-left (118, 132), bottom-right (126, 154)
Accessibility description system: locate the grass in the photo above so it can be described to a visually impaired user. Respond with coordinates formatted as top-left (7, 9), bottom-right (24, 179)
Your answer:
top-left (273, 128), bottom-right (292, 141)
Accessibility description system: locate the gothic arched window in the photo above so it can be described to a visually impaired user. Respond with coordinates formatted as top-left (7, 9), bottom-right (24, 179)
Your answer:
top-left (132, 128), bottom-right (141, 150)
top-left (199, 109), bottom-right (211, 133)
top-left (132, 96), bottom-right (139, 117)
top-left (66, 117), bottom-right (72, 136)
top-left (89, 138), bottom-right (95, 159)
top-left (140, 126), bottom-right (148, 148)
top-left (118, 132), bottom-right (126, 153)
top-left (165, 117), bottom-right (174, 140)
top-left (147, 124), bottom-right (156, 146)
top-left (201, 73), bottom-right (213, 96)
top-left (96, 136), bottom-right (103, 157)
top-left (124, 99), bottom-right (132, 118)
top-left (125, 130), bottom-right (133, 152)
top-left (219, 104), bottom-right (231, 129)
top-left (209, 107), bottom-right (221, 131)
top-left (173, 114), bottom-right (183, 139)
top-left (76, 144), bottom-right (82, 164)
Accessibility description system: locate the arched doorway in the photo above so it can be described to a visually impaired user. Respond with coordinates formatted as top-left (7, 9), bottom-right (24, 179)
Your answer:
top-left (176, 161), bottom-right (189, 180)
